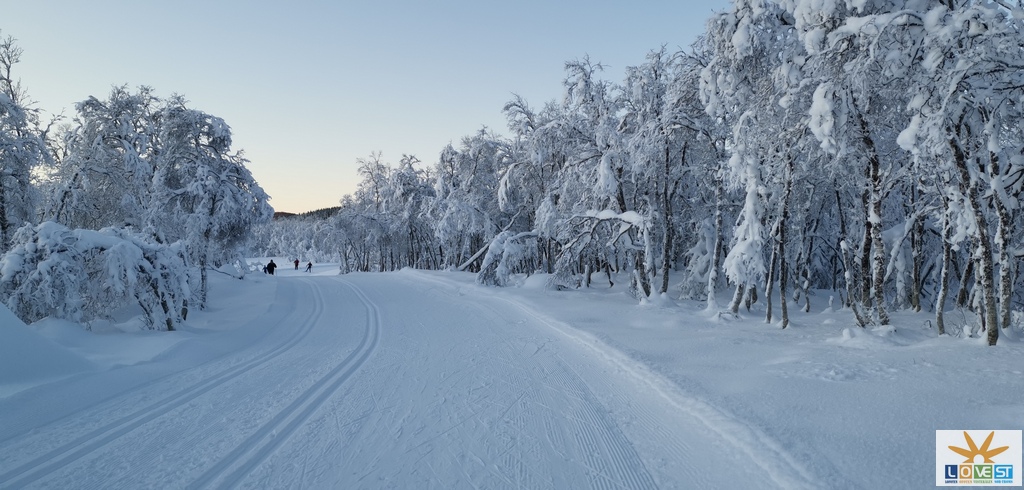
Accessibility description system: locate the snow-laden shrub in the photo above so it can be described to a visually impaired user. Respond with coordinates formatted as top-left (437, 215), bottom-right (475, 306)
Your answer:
top-left (678, 217), bottom-right (719, 300)
top-left (0, 221), bottom-right (192, 330)
top-left (477, 231), bottom-right (539, 287)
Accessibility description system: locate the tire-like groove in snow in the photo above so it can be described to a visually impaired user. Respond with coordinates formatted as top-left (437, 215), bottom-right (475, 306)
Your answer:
top-left (187, 277), bottom-right (381, 489)
top-left (0, 280), bottom-right (325, 488)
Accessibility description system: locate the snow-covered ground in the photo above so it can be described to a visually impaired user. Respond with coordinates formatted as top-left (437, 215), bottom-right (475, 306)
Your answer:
top-left (1, 263), bottom-right (1022, 488)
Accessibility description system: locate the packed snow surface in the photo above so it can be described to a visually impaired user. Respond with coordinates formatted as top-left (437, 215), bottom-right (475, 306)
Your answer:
top-left (1, 265), bottom-right (1021, 488)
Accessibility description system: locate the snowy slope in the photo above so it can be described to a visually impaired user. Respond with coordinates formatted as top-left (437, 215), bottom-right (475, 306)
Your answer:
top-left (0, 266), bottom-right (1021, 488)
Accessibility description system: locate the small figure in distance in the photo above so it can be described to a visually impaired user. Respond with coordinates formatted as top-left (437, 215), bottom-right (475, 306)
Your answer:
top-left (294, 259), bottom-right (300, 270)
top-left (305, 261), bottom-right (313, 273)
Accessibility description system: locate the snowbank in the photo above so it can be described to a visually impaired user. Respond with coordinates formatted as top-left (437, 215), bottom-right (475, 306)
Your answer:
top-left (0, 304), bottom-right (95, 397)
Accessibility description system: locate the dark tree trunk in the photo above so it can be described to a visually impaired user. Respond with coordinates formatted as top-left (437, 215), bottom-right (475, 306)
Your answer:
top-left (936, 208), bottom-right (951, 336)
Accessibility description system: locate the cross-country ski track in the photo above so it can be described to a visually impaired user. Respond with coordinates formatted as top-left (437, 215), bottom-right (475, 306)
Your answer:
top-left (0, 271), bottom-right (819, 489)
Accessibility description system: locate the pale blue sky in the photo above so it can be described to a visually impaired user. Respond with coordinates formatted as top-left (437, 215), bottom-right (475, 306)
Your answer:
top-left (8, 0), bottom-right (729, 212)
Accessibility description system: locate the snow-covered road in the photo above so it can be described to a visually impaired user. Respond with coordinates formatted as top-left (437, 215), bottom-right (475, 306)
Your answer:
top-left (0, 271), bottom-right (817, 489)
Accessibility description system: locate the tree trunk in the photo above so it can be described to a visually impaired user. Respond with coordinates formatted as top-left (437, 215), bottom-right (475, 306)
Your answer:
top-left (870, 192), bottom-right (888, 325)
top-left (634, 248), bottom-right (652, 298)
top-left (765, 237), bottom-right (777, 324)
top-left (615, 167), bottom-right (628, 214)
top-left (729, 283), bottom-right (746, 314)
top-left (955, 259), bottom-right (973, 309)
top-left (0, 181), bottom-right (9, 251)
top-left (801, 268), bottom-right (811, 313)
top-left (779, 235), bottom-right (789, 329)
top-left (859, 195), bottom-right (873, 307)
top-left (660, 143), bottom-right (679, 295)
top-left (744, 284), bottom-right (758, 312)
top-left (199, 264), bottom-right (208, 310)
top-left (778, 160), bottom-right (793, 329)
top-left (659, 222), bottom-right (673, 295)
top-left (707, 175), bottom-right (724, 309)
top-left (837, 187), bottom-right (867, 327)
top-left (951, 137), bottom-right (998, 345)
top-left (936, 208), bottom-right (951, 336)
top-left (198, 197), bottom-right (219, 310)
top-left (909, 185), bottom-right (924, 312)
top-left (994, 191), bottom-right (1014, 331)
top-left (861, 114), bottom-right (889, 325)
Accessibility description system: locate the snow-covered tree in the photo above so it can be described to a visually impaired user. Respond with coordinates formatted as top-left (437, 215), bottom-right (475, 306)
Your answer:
top-left (794, 0), bottom-right (929, 327)
top-left (149, 96), bottom-right (272, 307)
top-left (429, 130), bottom-right (513, 270)
top-left (236, 1), bottom-right (1024, 346)
top-left (47, 85), bottom-right (159, 231)
top-left (702, 0), bottom-right (817, 327)
top-left (622, 48), bottom-right (727, 300)
top-left (887, 1), bottom-right (1024, 344)
top-left (382, 155), bottom-right (438, 269)
top-left (0, 33), bottom-right (47, 251)
top-left (302, 152), bottom-right (439, 273)
top-left (27, 87), bottom-right (270, 326)
top-left (619, 48), bottom-right (677, 297)
top-left (476, 230), bottom-right (539, 287)
top-left (0, 221), bottom-right (190, 330)
top-left (250, 210), bottom-right (343, 265)
top-left (531, 58), bottom-right (649, 294)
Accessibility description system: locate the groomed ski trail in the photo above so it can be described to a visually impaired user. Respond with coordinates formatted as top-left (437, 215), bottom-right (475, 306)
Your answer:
top-left (395, 270), bottom-right (821, 489)
top-left (0, 271), bottom-right (824, 488)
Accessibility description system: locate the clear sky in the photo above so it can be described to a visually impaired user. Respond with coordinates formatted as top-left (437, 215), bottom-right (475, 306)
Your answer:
top-left (6, 0), bottom-right (730, 213)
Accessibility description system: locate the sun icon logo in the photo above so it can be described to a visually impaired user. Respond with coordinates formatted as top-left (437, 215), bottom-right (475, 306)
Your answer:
top-left (949, 431), bottom-right (1010, 464)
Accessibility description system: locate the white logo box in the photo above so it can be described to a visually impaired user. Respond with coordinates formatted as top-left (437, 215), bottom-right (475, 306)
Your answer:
top-left (936, 430), bottom-right (1022, 487)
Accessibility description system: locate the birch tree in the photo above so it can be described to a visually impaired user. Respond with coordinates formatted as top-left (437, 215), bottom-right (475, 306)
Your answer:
top-left (0, 33), bottom-right (47, 250)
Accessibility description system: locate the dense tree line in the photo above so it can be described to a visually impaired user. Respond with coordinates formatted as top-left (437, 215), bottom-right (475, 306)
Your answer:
top-left (256, 0), bottom-right (1024, 345)
top-left (0, 32), bottom-right (272, 330)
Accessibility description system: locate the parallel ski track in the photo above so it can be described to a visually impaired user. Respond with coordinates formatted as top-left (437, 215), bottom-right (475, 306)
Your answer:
top-left (486, 286), bottom-right (819, 489)
top-left (405, 271), bottom-right (818, 489)
top-left (187, 277), bottom-right (381, 489)
top-left (0, 279), bottom-right (326, 488)
top-left (466, 286), bottom-right (659, 489)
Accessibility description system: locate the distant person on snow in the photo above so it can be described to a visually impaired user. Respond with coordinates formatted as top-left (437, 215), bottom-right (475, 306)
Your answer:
top-left (305, 261), bottom-right (313, 273)
top-left (266, 260), bottom-right (277, 275)
top-left (294, 259), bottom-right (300, 270)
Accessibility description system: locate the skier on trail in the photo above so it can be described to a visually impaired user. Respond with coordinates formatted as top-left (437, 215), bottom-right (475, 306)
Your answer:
top-left (266, 260), bottom-right (277, 275)
top-left (305, 261), bottom-right (313, 273)
top-left (294, 259), bottom-right (300, 270)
